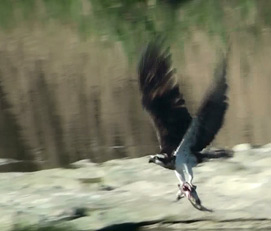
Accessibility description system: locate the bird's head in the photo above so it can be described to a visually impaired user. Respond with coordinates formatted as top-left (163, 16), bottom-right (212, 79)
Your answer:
top-left (149, 154), bottom-right (165, 165)
top-left (148, 154), bottom-right (175, 170)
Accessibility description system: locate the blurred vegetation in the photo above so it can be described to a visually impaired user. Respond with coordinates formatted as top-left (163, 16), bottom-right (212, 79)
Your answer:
top-left (0, 0), bottom-right (266, 60)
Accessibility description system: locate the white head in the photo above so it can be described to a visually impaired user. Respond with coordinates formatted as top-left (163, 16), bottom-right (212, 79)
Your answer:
top-left (148, 154), bottom-right (175, 170)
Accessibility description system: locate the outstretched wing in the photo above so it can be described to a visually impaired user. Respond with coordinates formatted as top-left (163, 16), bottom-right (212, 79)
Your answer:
top-left (175, 54), bottom-right (228, 156)
top-left (138, 39), bottom-right (192, 156)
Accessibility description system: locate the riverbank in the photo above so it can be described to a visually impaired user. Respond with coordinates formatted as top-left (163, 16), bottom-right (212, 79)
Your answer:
top-left (1, 143), bottom-right (271, 230)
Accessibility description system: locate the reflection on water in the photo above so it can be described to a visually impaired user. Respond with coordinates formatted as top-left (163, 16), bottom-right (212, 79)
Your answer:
top-left (0, 1), bottom-right (270, 169)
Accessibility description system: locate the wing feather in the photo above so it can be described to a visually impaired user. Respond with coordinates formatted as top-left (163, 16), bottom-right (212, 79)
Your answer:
top-left (138, 39), bottom-right (192, 156)
top-left (175, 54), bottom-right (229, 156)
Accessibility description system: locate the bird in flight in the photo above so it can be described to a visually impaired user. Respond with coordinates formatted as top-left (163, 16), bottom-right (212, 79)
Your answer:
top-left (138, 39), bottom-right (229, 211)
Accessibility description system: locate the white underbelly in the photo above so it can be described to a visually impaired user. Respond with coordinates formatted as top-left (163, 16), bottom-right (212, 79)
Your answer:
top-left (175, 150), bottom-right (197, 182)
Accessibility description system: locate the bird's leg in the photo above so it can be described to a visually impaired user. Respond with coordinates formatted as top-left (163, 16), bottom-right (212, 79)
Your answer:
top-left (175, 171), bottom-right (186, 201)
top-left (185, 165), bottom-right (197, 190)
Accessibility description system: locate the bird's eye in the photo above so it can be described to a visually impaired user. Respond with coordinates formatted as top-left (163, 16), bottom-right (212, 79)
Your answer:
top-left (157, 157), bottom-right (164, 161)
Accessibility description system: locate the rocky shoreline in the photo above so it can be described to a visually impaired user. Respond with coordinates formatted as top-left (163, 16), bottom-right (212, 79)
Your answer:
top-left (1, 143), bottom-right (271, 230)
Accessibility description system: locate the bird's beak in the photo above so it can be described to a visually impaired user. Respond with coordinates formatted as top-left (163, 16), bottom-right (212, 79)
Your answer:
top-left (149, 155), bottom-right (155, 163)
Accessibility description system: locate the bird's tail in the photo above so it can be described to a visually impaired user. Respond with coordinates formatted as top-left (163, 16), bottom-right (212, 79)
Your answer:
top-left (195, 148), bottom-right (233, 163)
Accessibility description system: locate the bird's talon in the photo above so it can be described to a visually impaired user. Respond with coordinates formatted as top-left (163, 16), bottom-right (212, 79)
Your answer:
top-left (176, 193), bottom-right (185, 201)
top-left (185, 182), bottom-right (197, 191)
top-left (176, 186), bottom-right (185, 201)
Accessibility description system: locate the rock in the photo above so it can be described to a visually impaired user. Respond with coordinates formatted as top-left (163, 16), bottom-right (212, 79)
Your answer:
top-left (78, 176), bottom-right (103, 184)
top-left (0, 159), bottom-right (39, 172)
top-left (70, 159), bottom-right (98, 169)
top-left (262, 143), bottom-right (271, 149)
top-left (232, 143), bottom-right (252, 152)
top-left (53, 207), bottom-right (89, 221)
top-left (99, 184), bottom-right (115, 191)
top-left (1, 144), bottom-right (271, 230)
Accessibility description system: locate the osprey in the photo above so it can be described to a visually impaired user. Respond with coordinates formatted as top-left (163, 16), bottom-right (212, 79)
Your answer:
top-left (138, 39), bottom-right (229, 210)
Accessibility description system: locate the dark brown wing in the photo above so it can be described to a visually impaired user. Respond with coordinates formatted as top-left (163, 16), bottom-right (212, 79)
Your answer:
top-left (138, 39), bottom-right (192, 156)
top-left (176, 55), bottom-right (228, 156)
